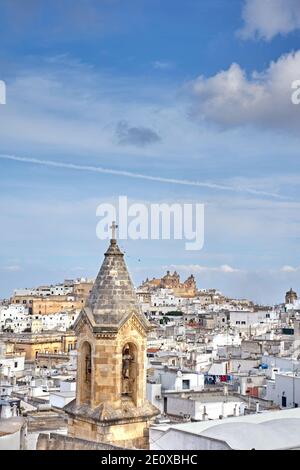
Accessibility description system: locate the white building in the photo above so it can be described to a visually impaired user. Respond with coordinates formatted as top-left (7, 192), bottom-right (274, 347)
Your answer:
top-left (166, 395), bottom-right (245, 421)
top-left (0, 304), bottom-right (78, 334)
top-left (151, 289), bottom-right (180, 308)
top-left (152, 368), bottom-right (204, 392)
top-left (49, 378), bottom-right (76, 409)
top-left (265, 371), bottom-right (300, 408)
top-left (229, 310), bottom-right (278, 330)
top-left (261, 355), bottom-right (300, 378)
top-left (211, 333), bottom-right (241, 349)
top-left (189, 351), bottom-right (213, 373)
top-left (39, 311), bottom-right (78, 332)
top-left (14, 283), bottom-right (73, 298)
top-left (0, 305), bottom-right (30, 333)
top-left (286, 299), bottom-right (300, 311)
top-left (0, 352), bottom-right (25, 378)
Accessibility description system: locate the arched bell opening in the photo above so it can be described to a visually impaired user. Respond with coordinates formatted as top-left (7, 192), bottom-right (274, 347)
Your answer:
top-left (121, 342), bottom-right (138, 405)
top-left (80, 341), bottom-right (92, 405)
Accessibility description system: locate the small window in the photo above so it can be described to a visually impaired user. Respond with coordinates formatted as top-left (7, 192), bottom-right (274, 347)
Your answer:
top-left (182, 379), bottom-right (190, 390)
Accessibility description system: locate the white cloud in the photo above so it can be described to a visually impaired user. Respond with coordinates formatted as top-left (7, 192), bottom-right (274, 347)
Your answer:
top-left (1, 265), bottom-right (22, 272)
top-left (152, 61), bottom-right (174, 70)
top-left (239, 0), bottom-right (300, 41)
top-left (165, 264), bottom-right (244, 274)
top-left (281, 265), bottom-right (300, 272)
top-left (189, 51), bottom-right (300, 131)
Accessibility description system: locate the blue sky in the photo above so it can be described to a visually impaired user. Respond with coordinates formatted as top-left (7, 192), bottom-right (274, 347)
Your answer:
top-left (1, 0), bottom-right (300, 303)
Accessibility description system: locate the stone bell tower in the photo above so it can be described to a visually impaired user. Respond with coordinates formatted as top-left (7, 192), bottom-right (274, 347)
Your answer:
top-left (64, 224), bottom-right (159, 449)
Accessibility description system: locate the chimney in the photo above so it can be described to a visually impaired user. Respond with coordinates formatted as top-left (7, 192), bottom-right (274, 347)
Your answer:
top-left (202, 405), bottom-right (208, 421)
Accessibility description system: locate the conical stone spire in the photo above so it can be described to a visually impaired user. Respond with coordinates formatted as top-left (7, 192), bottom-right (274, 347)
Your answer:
top-left (85, 236), bottom-right (145, 328)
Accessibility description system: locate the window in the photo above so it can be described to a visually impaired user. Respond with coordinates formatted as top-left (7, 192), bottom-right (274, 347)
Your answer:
top-left (241, 321), bottom-right (246, 325)
top-left (236, 321), bottom-right (240, 325)
top-left (14, 362), bottom-right (18, 368)
top-left (266, 313), bottom-right (270, 318)
top-left (182, 379), bottom-right (190, 390)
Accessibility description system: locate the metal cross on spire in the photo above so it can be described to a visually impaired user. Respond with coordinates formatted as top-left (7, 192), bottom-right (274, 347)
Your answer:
top-left (110, 221), bottom-right (118, 240)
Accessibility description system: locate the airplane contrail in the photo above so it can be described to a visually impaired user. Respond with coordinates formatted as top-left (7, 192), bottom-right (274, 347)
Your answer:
top-left (0, 153), bottom-right (285, 199)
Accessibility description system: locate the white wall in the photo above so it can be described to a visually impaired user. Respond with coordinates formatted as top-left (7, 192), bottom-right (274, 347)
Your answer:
top-left (49, 392), bottom-right (75, 408)
top-left (166, 397), bottom-right (244, 420)
top-left (60, 380), bottom-right (76, 392)
top-left (0, 355), bottom-right (25, 376)
top-left (147, 383), bottom-right (163, 413)
top-left (154, 369), bottom-right (204, 392)
top-left (229, 310), bottom-right (277, 329)
top-left (265, 373), bottom-right (300, 408)
top-left (0, 430), bottom-right (22, 450)
top-left (211, 333), bottom-right (241, 348)
top-left (262, 355), bottom-right (300, 377)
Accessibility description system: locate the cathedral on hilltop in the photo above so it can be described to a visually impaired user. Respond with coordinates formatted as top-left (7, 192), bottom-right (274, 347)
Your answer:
top-left (61, 224), bottom-right (159, 449)
top-left (140, 270), bottom-right (197, 298)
